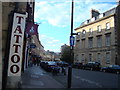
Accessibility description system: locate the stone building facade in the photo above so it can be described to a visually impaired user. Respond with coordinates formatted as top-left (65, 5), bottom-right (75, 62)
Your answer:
top-left (0, 2), bottom-right (2, 89)
top-left (74, 5), bottom-right (120, 66)
top-left (1, 1), bottom-right (45, 89)
top-left (29, 35), bottom-right (45, 60)
top-left (2, 2), bottom-right (28, 89)
top-left (44, 50), bottom-right (55, 61)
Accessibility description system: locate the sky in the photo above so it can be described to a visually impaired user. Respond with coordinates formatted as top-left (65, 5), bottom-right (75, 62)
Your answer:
top-left (34, 0), bottom-right (117, 52)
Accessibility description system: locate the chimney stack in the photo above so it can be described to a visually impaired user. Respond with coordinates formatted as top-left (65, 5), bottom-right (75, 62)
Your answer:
top-left (91, 9), bottom-right (100, 18)
top-left (118, 0), bottom-right (120, 5)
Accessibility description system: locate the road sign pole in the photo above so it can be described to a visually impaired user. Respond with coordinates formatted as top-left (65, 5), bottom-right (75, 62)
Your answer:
top-left (67, 0), bottom-right (74, 88)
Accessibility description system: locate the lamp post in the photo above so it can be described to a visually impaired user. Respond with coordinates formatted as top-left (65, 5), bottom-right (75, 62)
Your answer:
top-left (67, 0), bottom-right (74, 88)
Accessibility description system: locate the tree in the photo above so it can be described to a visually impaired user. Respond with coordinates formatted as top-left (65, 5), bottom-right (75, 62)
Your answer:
top-left (60, 45), bottom-right (71, 63)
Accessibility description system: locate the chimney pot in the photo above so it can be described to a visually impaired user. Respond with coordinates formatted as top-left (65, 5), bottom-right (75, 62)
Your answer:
top-left (91, 9), bottom-right (100, 18)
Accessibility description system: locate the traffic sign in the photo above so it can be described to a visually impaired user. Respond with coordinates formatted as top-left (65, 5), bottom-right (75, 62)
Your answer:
top-left (70, 36), bottom-right (75, 46)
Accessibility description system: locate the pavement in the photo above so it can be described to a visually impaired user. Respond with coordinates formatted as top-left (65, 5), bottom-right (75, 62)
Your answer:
top-left (20, 65), bottom-right (65, 88)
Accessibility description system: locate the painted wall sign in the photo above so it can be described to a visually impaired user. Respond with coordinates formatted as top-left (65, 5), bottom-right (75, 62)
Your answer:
top-left (26, 22), bottom-right (39, 35)
top-left (8, 13), bottom-right (27, 76)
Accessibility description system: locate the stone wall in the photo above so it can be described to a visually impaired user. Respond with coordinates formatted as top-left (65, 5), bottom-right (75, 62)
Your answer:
top-left (0, 1), bottom-right (2, 90)
top-left (116, 2), bottom-right (120, 65)
top-left (74, 13), bottom-right (116, 66)
top-left (2, 2), bottom-right (27, 88)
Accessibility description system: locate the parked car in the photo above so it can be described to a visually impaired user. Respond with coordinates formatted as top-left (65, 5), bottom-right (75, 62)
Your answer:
top-left (82, 62), bottom-right (101, 71)
top-left (40, 61), bottom-right (48, 69)
top-left (44, 61), bottom-right (60, 72)
top-left (72, 63), bottom-right (83, 69)
top-left (52, 66), bottom-right (60, 75)
top-left (101, 65), bottom-right (120, 74)
top-left (57, 61), bottom-right (69, 67)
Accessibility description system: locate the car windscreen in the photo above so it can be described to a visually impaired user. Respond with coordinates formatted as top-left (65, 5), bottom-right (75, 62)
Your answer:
top-left (47, 62), bottom-right (57, 65)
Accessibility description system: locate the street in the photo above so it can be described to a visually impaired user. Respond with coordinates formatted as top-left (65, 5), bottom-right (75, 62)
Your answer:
top-left (21, 66), bottom-right (64, 88)
top-left (48, 68), bottom-right (120, 88)
top-left (2, 1), bottom-right (120, 90)
top-left (20, 65), bottom-right (120, 89)
top-left (71, 68), bottom-right (119, 88)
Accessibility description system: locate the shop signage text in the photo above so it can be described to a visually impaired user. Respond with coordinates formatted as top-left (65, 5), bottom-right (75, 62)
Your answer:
top-left (8, 13), bottom-right (27, 76)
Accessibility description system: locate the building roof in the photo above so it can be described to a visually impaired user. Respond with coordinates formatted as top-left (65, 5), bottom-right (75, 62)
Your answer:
top-left (75, 7), bottom-right (116, 30)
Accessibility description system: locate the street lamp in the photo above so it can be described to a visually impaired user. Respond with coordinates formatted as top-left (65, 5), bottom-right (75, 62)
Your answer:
top-left (67, 0), bottom-right (74, 88)
top-left (67, 0), bottom-right (80, 88)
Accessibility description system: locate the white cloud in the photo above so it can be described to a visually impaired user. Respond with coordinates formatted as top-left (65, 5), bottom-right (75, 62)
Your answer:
top-left (39, 34), bottom-right (63, 52)
top-left (47, 41), bottom-right (53, 44)
top-left (35, 0), bottom-right (117, 28)
top-left (35, 0), bottom-right (117, 52)
top-left (35, 1), bottom-right (71, 27)
top-left (73, 0), bottom-right (117, 28)
top-left (52, 40), bottom-right (59, 42)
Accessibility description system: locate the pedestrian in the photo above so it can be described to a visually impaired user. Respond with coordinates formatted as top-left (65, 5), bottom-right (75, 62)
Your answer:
top-left (61, 66), bottom-right (66, 75)
top-left (59, 66), bottom-right (62, 73)
top-left (29, 60), bottom-right (32, 67)
top-left (32, 58), bottom-right (36, 66)
top-left (36, 59), bottom-right (40, 66)
top-left (52, 67), bottom-right (57, 76)
top-left (32, 58), bottom-right (34, 66)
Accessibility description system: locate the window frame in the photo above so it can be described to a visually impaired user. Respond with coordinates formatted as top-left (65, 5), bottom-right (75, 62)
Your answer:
top-left (97, 25), bottom-right (102, 33)
top-left (97, 36), bottom-right (102, 47)
top-left (89, 28), bottom-right (93, 35)
top-left (106, 52), bottom-right (111, 64)
top-left (89, 54), bottom-right (92, 61)
top-left (88, 38), bottom-right (93, 48)
top-left (105, 34), bottom-right (111, 46)
top-left (82, 30), bottom-right (86, 37)
top-left (97, 53), bottom-right (101, 63)
top-left (76, 33), bottom-right (80, 42)
top-left (106, 22), bottom-right (110, 30)
top-left (82, 39), bottom-right (85, 48)
top-left (81, 54), bottom-right (85, 62)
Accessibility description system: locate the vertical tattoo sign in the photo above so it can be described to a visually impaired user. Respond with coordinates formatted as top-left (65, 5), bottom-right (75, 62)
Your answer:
top-left (8, 13), bottom-right (27, 76)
